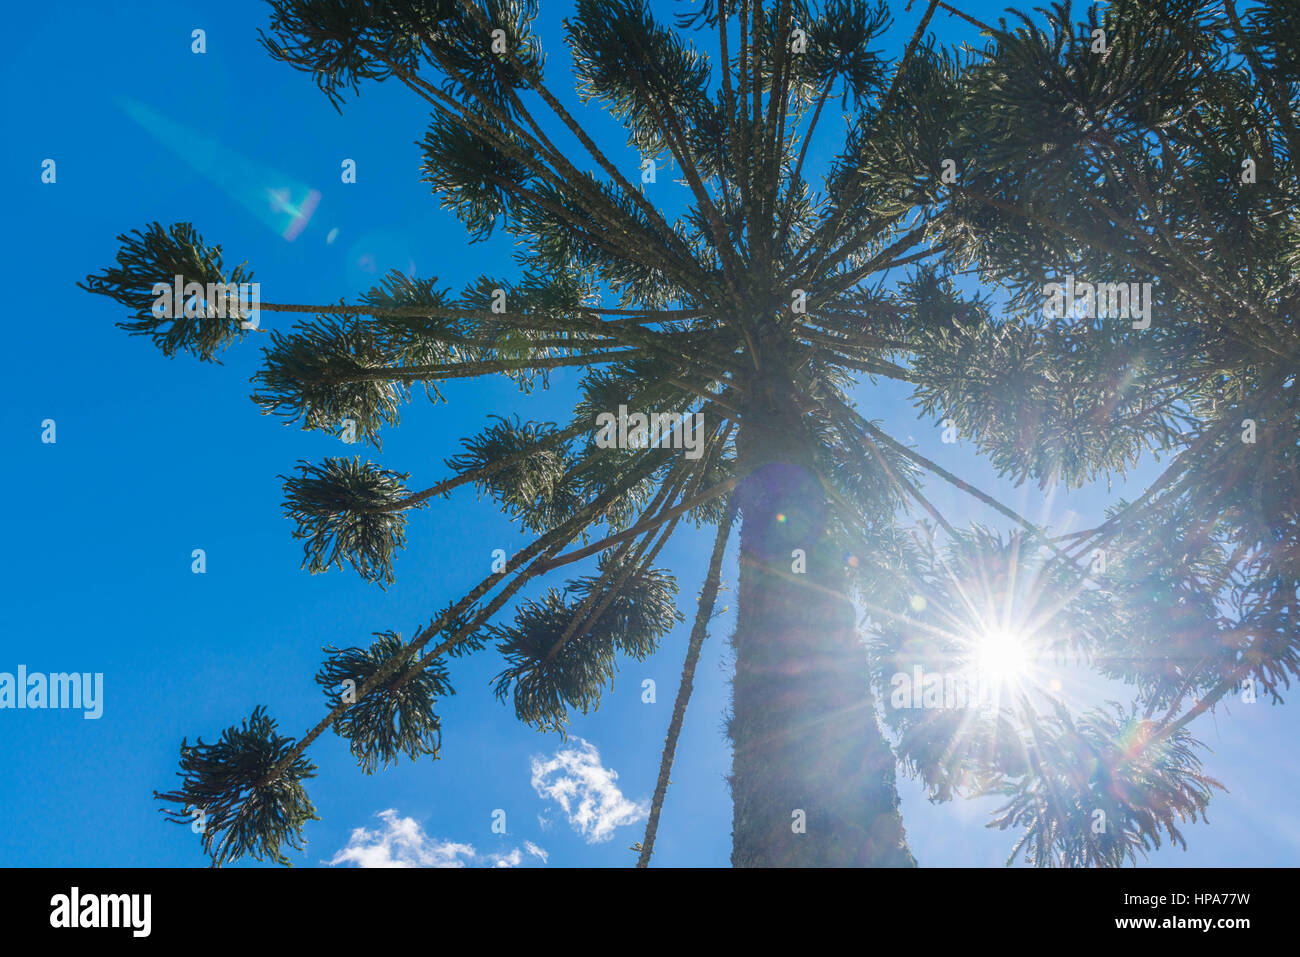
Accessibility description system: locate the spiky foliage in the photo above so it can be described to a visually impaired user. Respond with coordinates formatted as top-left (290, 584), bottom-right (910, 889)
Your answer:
top-left (280, 456), bottom-right (416, 586)
top-left (446, 415), bottom-right (583, 532)
top-left (317, 630), bottom-right (455, 773)
top-left (154, 706), bottom-right (318, 867)
top-left (491, 553), bottom-right (682, 734)
top-left (78, 222), bottom-right (254, 361)
top-left (988, 702), bottom-right (1221, 868)
top-left (930, 0), bottom-right (1300, 741)
top-left (82, 0), bottom-right (1297, 867)
top-left (863, 526), bottom-right (1226, 867)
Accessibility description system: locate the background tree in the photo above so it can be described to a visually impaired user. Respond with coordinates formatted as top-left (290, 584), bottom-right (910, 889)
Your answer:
top-left (899, 0), bottom-right (1299, 863)
top-left (80, 0), bottom-right (1287, 867)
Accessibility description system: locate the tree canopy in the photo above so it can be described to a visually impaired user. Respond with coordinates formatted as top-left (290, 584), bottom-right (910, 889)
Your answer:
top-left (82, 0), bottom-right (1298, 867)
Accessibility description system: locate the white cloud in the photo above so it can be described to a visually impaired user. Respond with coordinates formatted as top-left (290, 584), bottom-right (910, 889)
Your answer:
top-left (327, 810), bottom-right (541, 868)
top-left (524, 840), bottom-right (549, 863)
top-left (530, 738), bottom-right (648, 844)
top-left (489, 847), bottom-right (523, 868)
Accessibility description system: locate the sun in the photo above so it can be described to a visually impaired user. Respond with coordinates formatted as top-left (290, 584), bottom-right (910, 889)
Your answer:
top-left (974, 626), bottom-right (1031, 683)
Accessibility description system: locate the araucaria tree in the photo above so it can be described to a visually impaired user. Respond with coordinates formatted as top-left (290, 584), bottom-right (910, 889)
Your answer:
top-left (82, 0), bottom-right (1294, 867)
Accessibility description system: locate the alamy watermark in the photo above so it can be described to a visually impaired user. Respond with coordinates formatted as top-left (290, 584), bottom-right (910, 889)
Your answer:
top-left (0, 666), bottom-right (103, 719)
top-left (594, 405), bottom-right (705, 460)
top-left (1043, 274), bottom-right (1152, 329)
top-left (151, 274), bottom-right (261, 329)
top-left (50, 887), bottom-right (150, 937)
top-left (889, 665), bottom-right (999, 714)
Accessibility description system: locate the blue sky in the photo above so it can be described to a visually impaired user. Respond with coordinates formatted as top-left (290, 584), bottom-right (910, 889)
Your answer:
top-left (2, 0), bottom-right (1296, 868)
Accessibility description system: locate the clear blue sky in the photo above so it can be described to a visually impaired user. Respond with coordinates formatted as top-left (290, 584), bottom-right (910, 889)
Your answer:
top-left (2, 0), bottom-right (1295, 868)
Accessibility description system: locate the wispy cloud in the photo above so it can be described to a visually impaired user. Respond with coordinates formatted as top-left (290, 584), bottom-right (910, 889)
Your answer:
top-left (530, 738), bottom-right (648, 843)
top-left (491, 847), bottom-right (523, 868)
top-left (327, 809), bottom-right (543, 868)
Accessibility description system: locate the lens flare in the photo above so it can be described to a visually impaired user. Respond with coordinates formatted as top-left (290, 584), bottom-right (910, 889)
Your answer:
top-left (975, 626), bottom-right (1030, 683)
top-left (119, 97), bottom-right (320, 242)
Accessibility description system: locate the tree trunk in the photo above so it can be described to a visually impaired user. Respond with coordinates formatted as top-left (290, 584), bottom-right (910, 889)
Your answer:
top-left (729, 353), bottom-right (915, 867)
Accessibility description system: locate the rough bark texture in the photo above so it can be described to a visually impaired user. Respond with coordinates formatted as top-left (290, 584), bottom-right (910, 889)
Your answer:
top-left (729, 349), bottom-right (915, 867)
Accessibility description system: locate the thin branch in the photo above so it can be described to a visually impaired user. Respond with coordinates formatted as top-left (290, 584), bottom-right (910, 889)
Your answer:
top-left (537, 476), bottom-right (739, 574)
top-left (637, 509), bottom-right (733, 866)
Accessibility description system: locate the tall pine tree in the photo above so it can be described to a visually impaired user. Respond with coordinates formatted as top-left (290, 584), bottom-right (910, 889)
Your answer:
top-left (81, 0), bottom-right (1293, 867)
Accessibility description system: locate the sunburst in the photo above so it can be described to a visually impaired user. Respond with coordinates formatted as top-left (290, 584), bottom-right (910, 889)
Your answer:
top-left (973, 625), bottom-right (1032, 685)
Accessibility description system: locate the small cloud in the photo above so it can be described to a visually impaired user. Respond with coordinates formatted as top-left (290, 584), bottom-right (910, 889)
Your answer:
top-left (328, 810), bottom-right (537, 868)
top-left (530, 738), bottom-right (648, 844)
top-left (488, 847), bottom-right (523, 868)
top-left (328, 810), bottom-right (474, 868)
top-left (524, 840), bottom-right (549, 863)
